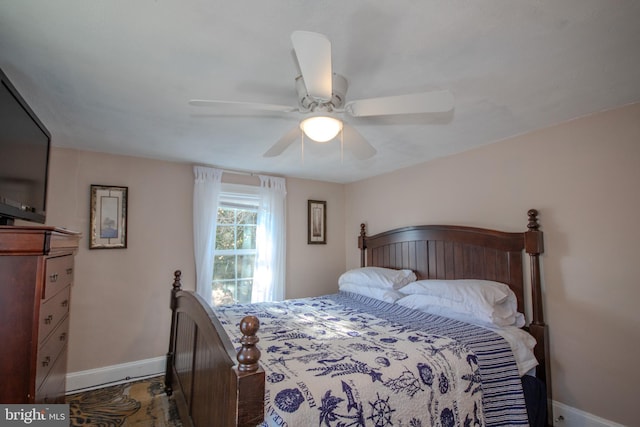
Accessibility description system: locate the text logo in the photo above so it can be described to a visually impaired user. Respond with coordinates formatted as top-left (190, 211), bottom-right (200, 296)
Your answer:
top-left (1, 405), bottom-right (68, 426)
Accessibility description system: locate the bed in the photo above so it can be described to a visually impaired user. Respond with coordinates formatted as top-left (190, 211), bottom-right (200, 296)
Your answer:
top-left (165, 209), bottom-right (550, 427)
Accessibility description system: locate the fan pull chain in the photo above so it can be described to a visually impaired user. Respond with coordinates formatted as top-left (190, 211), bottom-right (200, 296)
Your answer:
top-left (340, 128), bottom-right (344, 163)
top-left (300, 131), bottom-right (304, 164)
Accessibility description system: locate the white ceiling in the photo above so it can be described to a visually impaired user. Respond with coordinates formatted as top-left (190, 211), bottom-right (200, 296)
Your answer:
top-left (1, 1), bottom-right (639, 183)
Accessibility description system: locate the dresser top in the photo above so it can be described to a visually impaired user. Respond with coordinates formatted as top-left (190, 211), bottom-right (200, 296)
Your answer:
top-left (0, 226), bottom-right (81, 255)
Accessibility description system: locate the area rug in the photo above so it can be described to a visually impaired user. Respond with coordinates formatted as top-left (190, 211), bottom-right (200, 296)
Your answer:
top-left (66, 376), bottom-right (182, 426)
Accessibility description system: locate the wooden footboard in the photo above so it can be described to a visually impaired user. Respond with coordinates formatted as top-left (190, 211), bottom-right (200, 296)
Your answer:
top-left (165, 271), bottom-right (265, 427)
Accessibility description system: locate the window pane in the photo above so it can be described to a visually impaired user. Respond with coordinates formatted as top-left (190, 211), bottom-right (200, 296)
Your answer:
top-left (237, 210), bottom-right (257, 225)
top-left (217, 208), bottom-right (235, 224)
top-left (213, 255), bottom-right (236, 280)
top-left (236, 279), bottom-right (253, 304)
top-left (237, 225), bottom-right (256, 249)
top-left (212, 280), bottom-right (236, 306)
top-left (237, 254), bottom-right (255, 278)
top-left (215, 226), bottom-right (236, 250)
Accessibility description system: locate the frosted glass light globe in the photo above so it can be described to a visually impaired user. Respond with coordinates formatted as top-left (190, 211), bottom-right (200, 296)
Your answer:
top-left (300, 116), bottom-right (343, 142)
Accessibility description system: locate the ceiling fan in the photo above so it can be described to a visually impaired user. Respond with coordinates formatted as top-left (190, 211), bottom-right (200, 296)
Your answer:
top-left (190, 31), bottom-right (454, 160)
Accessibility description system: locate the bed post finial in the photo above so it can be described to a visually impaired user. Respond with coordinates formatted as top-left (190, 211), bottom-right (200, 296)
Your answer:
top-left (359, 223), bottom-right (367, 267)
top-left (527, 209), bottom-right (540, 231)
top-left (172, 270), bottom-right (182, 291)
top-left (237, 316), bottom-right (261, 372)
top-left (169, 270), bottom-right (182, 312)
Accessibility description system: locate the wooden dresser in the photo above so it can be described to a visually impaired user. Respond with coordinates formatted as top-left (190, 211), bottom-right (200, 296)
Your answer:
top-left (0, 226), bottom-right (80, 403)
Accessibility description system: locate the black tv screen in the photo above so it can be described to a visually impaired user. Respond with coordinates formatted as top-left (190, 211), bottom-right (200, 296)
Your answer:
top-left (0, 68), bottom-right (51, 225)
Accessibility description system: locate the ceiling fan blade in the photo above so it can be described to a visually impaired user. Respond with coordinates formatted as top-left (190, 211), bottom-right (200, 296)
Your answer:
top-left (291, 31), bottom-right (332, 102)
top-left (189, 99), bottom-right (298, 113)
top-left (345, 90), bottom-right (454, 117)
top-left (343, 124), bottom-right (376, 160)
top-left (263, 127), bottom-right (300, 157)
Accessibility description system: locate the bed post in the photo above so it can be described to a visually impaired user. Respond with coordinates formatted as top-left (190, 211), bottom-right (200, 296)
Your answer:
top-left (164, 270), bottom-right (182, 396)
top-left (358, 223), bottom-right (367, 267)
top-left (525, 210), bottom-right (544, 326)
top-left (232, 316), bottom-right (265, 427)
top-left (524, 210), bottom-right (552, 426)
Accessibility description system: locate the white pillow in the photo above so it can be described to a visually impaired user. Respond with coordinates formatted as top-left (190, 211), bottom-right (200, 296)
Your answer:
top-left (401, 279), bottom-right (513, 305)
top-left (338, 267), bottom-right (417, 290)
top-left (396, 293), bottom-right (525, 328)
top-left (339, 282), bottom-right (405, 303)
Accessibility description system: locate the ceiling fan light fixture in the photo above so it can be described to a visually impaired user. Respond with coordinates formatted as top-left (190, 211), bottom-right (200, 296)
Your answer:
top-left (300, 116), bottom-right (343, 143)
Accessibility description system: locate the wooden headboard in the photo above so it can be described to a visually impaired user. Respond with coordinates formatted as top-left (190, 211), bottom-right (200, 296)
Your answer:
top-left (358, 209), bottom-right (550, 412)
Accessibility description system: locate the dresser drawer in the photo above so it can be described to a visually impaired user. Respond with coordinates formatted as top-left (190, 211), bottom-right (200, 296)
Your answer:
top-left (35, 341), bottom-right (68, 404)
top-left (36, 315), bottom-right (69, 391)
top-left (43, 255), bottom-right (74, 300)
top-left (38, 285), bottom-right (71, 344)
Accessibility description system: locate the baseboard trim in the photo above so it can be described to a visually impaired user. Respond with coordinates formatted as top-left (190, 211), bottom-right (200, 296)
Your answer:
top-left (66, 356), bottom-right (166, 394)
top-left (552, 400), bottom-right (625, 427)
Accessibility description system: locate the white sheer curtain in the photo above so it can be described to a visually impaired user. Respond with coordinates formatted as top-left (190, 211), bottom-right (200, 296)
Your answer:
top-left (193, 166), bottom-right (223, 302)
top-left (252, 175), bottom-right (287, 302)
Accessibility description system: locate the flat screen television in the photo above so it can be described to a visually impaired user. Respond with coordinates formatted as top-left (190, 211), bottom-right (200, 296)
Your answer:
top-left (0, 68), bottom-right (51, 225)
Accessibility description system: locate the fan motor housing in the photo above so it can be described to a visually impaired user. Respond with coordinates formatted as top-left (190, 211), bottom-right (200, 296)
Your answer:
top-left (296, 74), bottom-right (348, 111)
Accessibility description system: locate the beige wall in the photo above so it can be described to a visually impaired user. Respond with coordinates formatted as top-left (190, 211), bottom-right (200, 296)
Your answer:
top-left (45, 148), bottom-right (344, 373)
top-left (344, 103), bottom-right (640, 425)
top-left (285, 177), bottom-right (346, 299)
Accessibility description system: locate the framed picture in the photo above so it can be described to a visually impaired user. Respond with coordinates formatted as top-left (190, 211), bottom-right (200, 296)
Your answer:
top-left (90, 185), bottom-right (128, 249)
top-left (307, 200), bottom-right (326, 244)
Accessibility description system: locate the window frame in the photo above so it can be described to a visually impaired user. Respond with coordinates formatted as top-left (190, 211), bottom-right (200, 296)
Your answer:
top-left (212, 184), bottom-right (260, 305)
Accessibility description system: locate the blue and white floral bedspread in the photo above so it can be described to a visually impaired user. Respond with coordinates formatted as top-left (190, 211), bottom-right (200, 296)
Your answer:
top-left (213, 292), bottom-right (529, 427)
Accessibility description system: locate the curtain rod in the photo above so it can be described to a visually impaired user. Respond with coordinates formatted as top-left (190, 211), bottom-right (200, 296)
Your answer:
top-left (194, 164), bottom-right (285, 179)
top-left (224, 169), bottom-right (256, 177)
top-left (194, 164), bottom-right (255, 176)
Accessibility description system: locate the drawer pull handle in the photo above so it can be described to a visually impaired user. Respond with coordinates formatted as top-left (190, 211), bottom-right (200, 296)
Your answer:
top-left (66, 268), bottom-right (73, 275)
top-left (44, 315), bottom-right (53, 325)
top-left (61, 300), bottom-right (69, 308)
top-left (42, 356), bottom-right (51, 367)
top-left (49, 273), bottom-right (59, 283)
top-left (59, 332), bottom-right (67, 342)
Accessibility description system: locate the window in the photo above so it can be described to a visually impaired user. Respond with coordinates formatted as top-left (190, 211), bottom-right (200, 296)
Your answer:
top-left (212, 186), bottom-right (259, 305)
